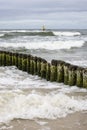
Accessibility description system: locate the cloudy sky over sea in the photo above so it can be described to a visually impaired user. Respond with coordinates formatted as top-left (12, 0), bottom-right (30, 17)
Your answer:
top-left (0, 0), bottom-right (87, 29)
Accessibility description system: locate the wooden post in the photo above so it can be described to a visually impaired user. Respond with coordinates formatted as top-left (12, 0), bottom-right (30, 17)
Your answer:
top-left (76, 67), bottom-right (83, 87)
top-left (6, 51), bottom-right (10, 66)
top-left (37, 57), bottom-right (41, 77)
top-left (33, 56), bottom-right (37, 75)
top-left (17, 53), bottom-right (23, 70)
top-left (68, 65), bottom-right (77, 86)
top-left (50, 60), bottom-right (57, 82)
top-left (64, 63), bottom-right (70, 85)
top-left (27, 55), bottom-right (31, 74)
top-left (41, 59), bottom-right (47, 79)
top-left (83, 69), bottom-right (87, 88)
top-left (57, 60), bottom-right (65, 83)
top-left (46, 63), bottom-right (50, 81)
top-left (30, 55), bottom-right (34, 75)
top-left (9, 52), bottom-right (12, 66)
top-left (22, 54), bottom-right (28, 72)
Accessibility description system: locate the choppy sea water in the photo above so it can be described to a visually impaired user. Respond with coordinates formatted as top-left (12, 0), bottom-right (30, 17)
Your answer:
top-left (0, 29), bottom-right (87, 127)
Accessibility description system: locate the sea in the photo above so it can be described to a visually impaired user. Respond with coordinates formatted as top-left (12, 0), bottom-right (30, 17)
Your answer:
top-left (0, 29), bottom-right (87, 130)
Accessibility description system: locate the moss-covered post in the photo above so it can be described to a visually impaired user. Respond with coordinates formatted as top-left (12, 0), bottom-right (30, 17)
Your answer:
top-left (64, 63), bottom-right (70, 85)
top-left (76, 67), bottom-right (83, 87)
top-left (15, 53), bottom-right (18, 67)
top-left (83, 69), bottom-right (87, 88)
top-left (57, 60), bottom-right (65, 83)
top-left (17, 53), bottom-right (23, 70)
top-left (8, 52), bottom-right (12, 66)
top-left (30, 55), bottom-right (34, 75)
top-left (50, 60), bottom-right (57, 82)
top-left (68, 65), bottom-right (77, 86)
top-left (33, 56), bottom-right (37, 75)
top-left (27, 55), bottom-right (31, 74)
top-left (41, 59), bottom-right (47, 79)
top-left (6, 51), bottom-right (10, 66)
top-left (22, 54), bottom-right (28, 72)
top-left (12, 52), bottom-right (15, 66)
top-left (37, 57), bottom-right (41, 77)
top-left (46, 63), bottom-right (50, 81)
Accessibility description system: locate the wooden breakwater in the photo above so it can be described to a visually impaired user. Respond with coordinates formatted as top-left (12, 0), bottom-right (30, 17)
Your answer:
top-left (0, 50), bottom-right (87, 88)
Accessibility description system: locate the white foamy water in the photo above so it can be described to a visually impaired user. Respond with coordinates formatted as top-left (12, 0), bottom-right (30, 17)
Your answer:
top-left (0, 90), bottom-right (87, 123)
top-left (0, 66), bottom-right (87, 123)
top-left (0, 40), bottom-right (84, 50)
top-left (53, 31), bottom-right (81, 36)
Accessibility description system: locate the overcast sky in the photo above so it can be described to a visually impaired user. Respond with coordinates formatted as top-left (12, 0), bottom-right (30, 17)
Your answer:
top-left (0, 0), bottom-right (87, 29)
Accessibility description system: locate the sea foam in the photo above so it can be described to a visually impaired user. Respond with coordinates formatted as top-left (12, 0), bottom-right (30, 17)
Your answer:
top-left (53, 31), bottom-right (81, 36)
top-left (0, 90), bottom-right (87, 123)
top-left (0, 40), bottom-right (84, 50)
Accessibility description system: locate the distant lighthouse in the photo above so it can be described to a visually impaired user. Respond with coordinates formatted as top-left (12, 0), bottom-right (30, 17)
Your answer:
top-left (42, 25), bottom-right (45, 31)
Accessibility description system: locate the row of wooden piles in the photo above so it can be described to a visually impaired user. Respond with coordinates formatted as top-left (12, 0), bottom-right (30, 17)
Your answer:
top-left (0, 50), bottom-right (87, 88)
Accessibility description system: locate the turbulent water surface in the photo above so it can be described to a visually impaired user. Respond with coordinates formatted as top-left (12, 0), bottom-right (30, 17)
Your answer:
top-left (0, 29), bottom-right (87, 128)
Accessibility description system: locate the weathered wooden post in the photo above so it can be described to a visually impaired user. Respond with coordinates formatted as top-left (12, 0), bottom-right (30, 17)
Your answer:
top-left (64, 63), bottom-right (70, 85)
top-left (17, 53), bottom-right (23, 70)
top-left (22, 54), bottom-right (28, 72)
top-left (30, 55), bottom-right (34, 75)
top-left (12, 52), bottom-right (15, 66)
top-left (50, 60), bottom-right (57, 82)
top-left (37, 57), bottom-right (42, 77)
top-left (27, 55), bottom-right (31, 74)
top-left (41, 59), bottom-right (47, 79)
top-left (83, 69), bottom-right (87, 88)
top-left (68, 65), bottom-right (77, 86)
top-left (9, 52), bottom-right (13, 66)
top-left (15, 53), bottom-right (18, 67)
top-left (33, 56), bottom-right (37, 75)
top-left (46, 63), bottom-right (50, 81)
top-left (6, 51), bottom-right (10, 66)
top-left (76, 67), bottom-right (83, 87)
top-left (57, 60), bottom-right (65, 83)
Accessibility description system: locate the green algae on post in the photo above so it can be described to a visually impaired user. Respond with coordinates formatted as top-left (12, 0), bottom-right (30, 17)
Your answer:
top-left (57, 60), bottom-right (65, 83)
top-left (46, 63), bottom-right (50, 81)
top-left (50, 60), bottom-right (57, 82)
top-left (68, 65), bottom-right (77, 86)
top-left (76, 67), bottom-right (83, 88)
top-left (41, 59), bottom-right (47, 79)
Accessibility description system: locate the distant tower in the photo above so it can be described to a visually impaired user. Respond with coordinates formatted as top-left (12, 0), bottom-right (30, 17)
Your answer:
top-left (42, 25), bottom-right (45, 31)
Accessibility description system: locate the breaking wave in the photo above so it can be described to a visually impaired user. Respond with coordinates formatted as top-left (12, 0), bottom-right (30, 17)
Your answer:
top-left (53, 31), bottom-right (81, 36)
top-left (0, 40), bottom-right (84, 50)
